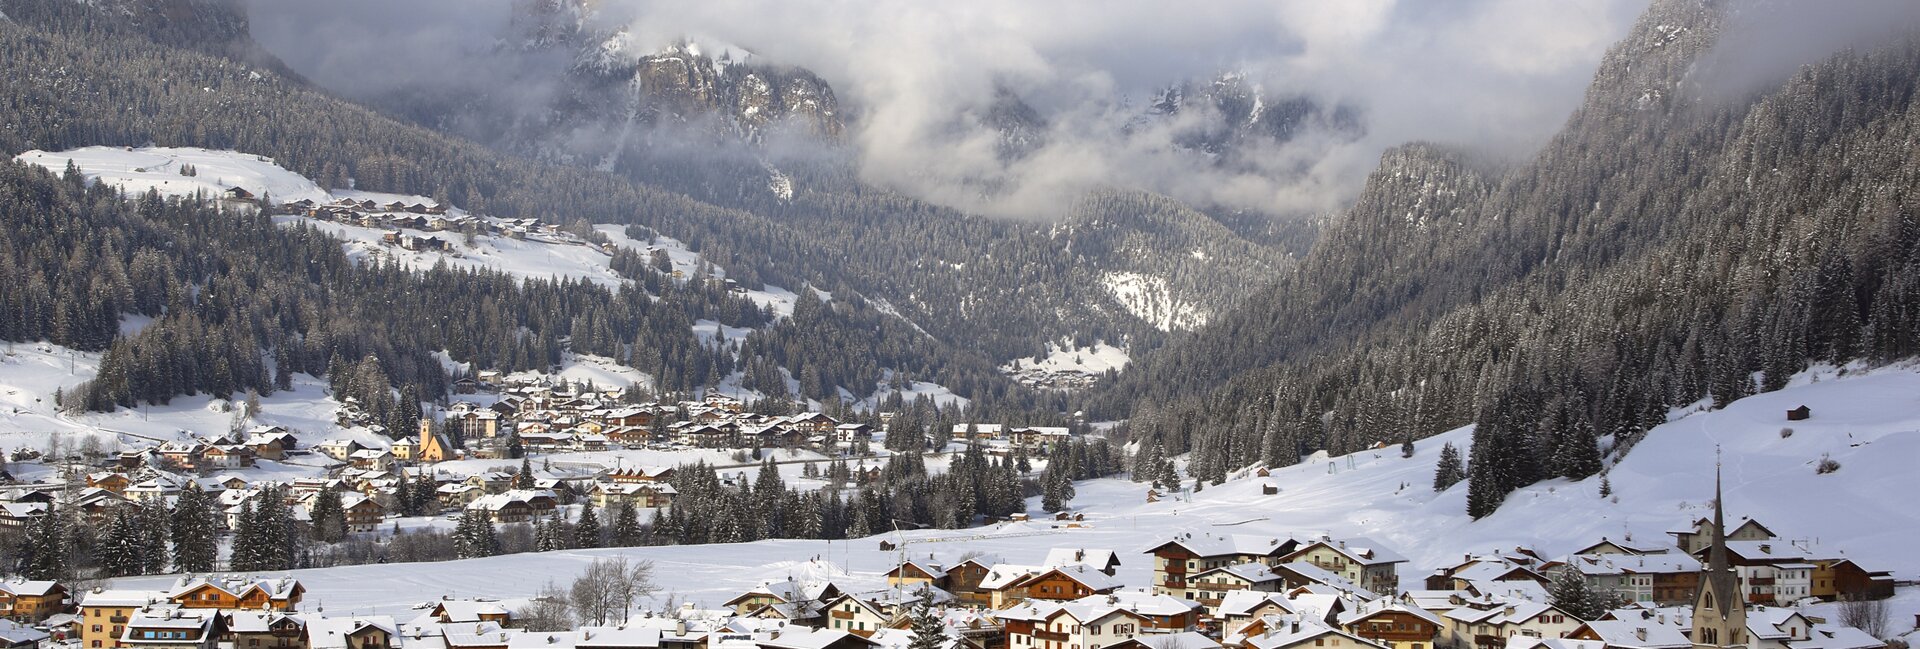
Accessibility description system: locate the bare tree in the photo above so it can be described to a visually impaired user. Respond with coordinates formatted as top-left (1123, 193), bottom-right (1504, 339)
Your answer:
top-left (521, 581), bottom-right (575, 632)
top-left (571, 556), bottom-right (659, 625)
top-left (614, 558), bottom-right (659, 623)
top-left (1837, 598), bottom-right (1889, 639)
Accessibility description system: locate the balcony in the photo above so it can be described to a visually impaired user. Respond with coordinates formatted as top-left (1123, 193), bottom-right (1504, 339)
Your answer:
top-left (110, 616), bottom-right (129, 624)
top-left (1034, 630), bottom-right (1070, 643)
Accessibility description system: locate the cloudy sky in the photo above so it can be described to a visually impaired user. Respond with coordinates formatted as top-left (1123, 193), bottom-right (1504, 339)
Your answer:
top-left (249, 0), bottom-right (1650, 218)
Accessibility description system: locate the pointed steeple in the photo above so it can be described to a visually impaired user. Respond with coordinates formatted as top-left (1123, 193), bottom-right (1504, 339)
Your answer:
top-left (1708, 450), bottom-right (1729, 574)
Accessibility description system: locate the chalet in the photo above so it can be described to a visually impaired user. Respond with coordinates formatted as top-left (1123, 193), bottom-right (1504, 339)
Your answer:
top-left (305, 616), bottom-right (397, 649)
top-left (1017, 565), bottom-right (1123, 602)
top-left (78, 589), bottom-right (163, 648)
top-left (834, 424), bottom-right (875, 444)
top-left (316, 440), bottom-right (366, 462)
top-left (1144, 534), bottom-right (1303, 601)
top-left (1571, 539), bottom-right (1670, 557)
top-left (604, 408), bottom-right (655, 428)
top-left (1279, 538), bottom-right (1407, 598)
top-left (119, 609), bottom-right (221, 649)
top-left (1786, 406), bottom-right (1811, 421)
top-left (822, 595), bottom-right (891, 637)
top-left (1271, 562), bottom-right (1378, 601)
top-left (1108, 632), bottom-right (1222, 649)
top-left (0, 504), bottom-right (43, 535)
top-left (223, 612), bottom-right (305, 649)
top-left (438, 484), bottom-right (485, 508)
top-left (87, 472), bottom-right (133, 494)
top-left (433, 600), bottom-right (515, 625)
top-left (168, 576), bottom-right (304, 611)
top-left (0, 617), bottom-right (50, 649)
top-left (756, 629), bottom-right (879, 649)
top-left (223, 187), bottom-right (258, 204)
top-left (950, 424), bottom-right (1005, 442)
top-left (341, 493), bottom-right (386, 533)
top-left (885, 561), bottom-right (949, 590)
top-left (348, 449), bottom-right (394, 471)
top-left (1226, 614), bottom-right (1366, 649)
top-left (942, 556), bottom-right (1004, 608)
top-left (725, 579), bottom-right (842, 617)
top-left (1187, 563), bottom-right (1283, 612)
top-left (1566, 613), bottom-right (1692, 649)
top-left (1042, 548), bottom-right (1122, 577)
top-left (0, 580), bottom-right (66, 623)
top-left (1337, 601), bottom-right (1445, 649)
top-left (1549, 554), bottom-right (1699, 606)
top-left (1667, 517), bottom-right (1775, 556)
top-left (589, 482), bottom-right (677, 509)
top-left (1218, 592), bottom-right (1300, 640)
top-left (466, 491), bottom-right (546, 524)
top-left (609, 466), bottom-right (676, 484)
top-left (997, 591), bottom-right (1201, 649)
top-left (784, 413), bottom-right (840, 435)
top-left (1439, 599), bottom-right (1581, 649)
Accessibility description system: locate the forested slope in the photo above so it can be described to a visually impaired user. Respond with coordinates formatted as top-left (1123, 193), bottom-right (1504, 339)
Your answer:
top-left (1102, 0), bottom-right (1920, 516)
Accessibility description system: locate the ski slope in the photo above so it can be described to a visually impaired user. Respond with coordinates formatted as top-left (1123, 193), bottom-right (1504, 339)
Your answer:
top-left (103, 363), bottom-right (1920, 621)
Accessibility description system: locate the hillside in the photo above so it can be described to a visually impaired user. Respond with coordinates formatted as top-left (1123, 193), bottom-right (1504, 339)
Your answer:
top-left (1099, 0), bottom-right (1920, 512)
top-left (98, 363), bottom-right (1920, 616)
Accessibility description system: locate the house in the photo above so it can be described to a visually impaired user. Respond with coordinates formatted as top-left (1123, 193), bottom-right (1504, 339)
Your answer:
top-left (997, 591), bottom-right (1203, 649)
top-left (725, 580), bottom-right (842, 617)
top-left (1566, 616), bottom-right (1691, 649)
top-left (348, 449), bottom-right (394, 471)
top-left (87, 472), bottom-right (133, 494)
top-left (1042, 549), bottom-right (1122, 577)
top-left (168, 576), bottom-right (304, 612)
top-left (223, 611), bottom-right (305, 649)
top-left (1570, 539), bottom-right (1669, 557)
top-left (608, 467), bottom-right (676, 484)
top-left (119, 609), bottom-right (221, 649)
top-left (305, 616), bottom-right (397, 649)
top-left (0, 618), bottom-right (50, 649)
top-left (431, 600), bottom-right (515, 625)
top-left (821, 596), bottom-right (891, 637)
top-left (316, 440), bottom-right (366, 462)
top-left (1270, 563), bottom-right (1378, 601)
top-left (1187, 563), bottom-right (1284, 612)
top-left (77, 589), bottom-right (164, 649)
top-left (1667, 517), bottom-right (1774, 556)
top-left (1225, 613), bottom-right (1383, 649)
top-left (755, 628), bottom-right (879, 649)
top-left (1218, 592), bottom-right (1300, 640)
top-left (1439, 599), bottom-right (1582, 649)
top-left (341, 493), bottom-right (386, 533)
top-left (1280, 539), bottom-right (1407, 598)
top-left (1144, 534), bottom-right (1303, 601)
top-left (1014, 565), bottom-right (1122, 602)
top-left (1337, 600), bottom-right (1445, 649)
top-left (0, 580), bottom-right (67, 623)
top-left (1550, 554), bottom-right (1699, 606)
top-left (1785, 406), bottom-right (1810, 421)
top-left (589, 482), bottom-right (676, 509)
top-left (885, 561), bottom-right (949, 590)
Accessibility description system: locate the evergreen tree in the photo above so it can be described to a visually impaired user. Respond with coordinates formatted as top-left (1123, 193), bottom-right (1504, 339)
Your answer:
top-left (573, 505), bottom-right (603, 548)
top-left (1549, 568), bottom-right (1610, 621)
top-left (311, 484), bottom-right (347, 543)
top-left (1433, 442), bottom-right (1466, 492)
top-left (534, 515), bottom-right (568, 552)
top-left (97, 506), bottom-right (145, 577)
top-left (612, 500), bottom-right (644, 547)
top-left (21, 509), bottom-right (68, 580)
top-left (514, 457), bottom-right (537, 490)
top-left (907, 601), bottom-right (947, 649)
top-left (171, 482), bottom-right (218, 572)
top-left (455, 510), bottom-right (500, 558)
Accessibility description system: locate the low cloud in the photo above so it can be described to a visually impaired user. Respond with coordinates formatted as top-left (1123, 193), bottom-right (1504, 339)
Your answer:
top-left (249, 0), bottom-right (1649, 219)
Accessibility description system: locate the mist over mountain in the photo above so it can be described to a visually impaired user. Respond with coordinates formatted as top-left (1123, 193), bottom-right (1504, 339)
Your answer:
top-left (245, 0), bottom-right (1644, 219)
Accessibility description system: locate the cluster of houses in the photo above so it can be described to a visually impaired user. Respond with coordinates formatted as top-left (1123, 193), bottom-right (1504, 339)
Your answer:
top-left (0, 493), bottom-right (1900, 649)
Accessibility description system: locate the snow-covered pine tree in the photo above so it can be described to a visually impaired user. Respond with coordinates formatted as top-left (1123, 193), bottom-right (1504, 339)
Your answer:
top-left (138, 497), bottom-right (173, 574)
top-left (455, 509), bottom-right (500, 558)
top-left (171, 483), bottom-right (218, 572)
top-left (21, 507), bottom-right (68, 580)
top-left (907, 601), bottom-right (947, 649)
top-left (612, 500), bottom-right (643, 547)
top-left (98, 506), bottom-right (145, 577)
top-left (1433, 442), bottom-right (1465, 492)
top-left (573, 504), bottom-right (602, 548)
top-left (514, 457), bottom-right (536, 490)
top-left (311, 485), bottom-right (346, 543)
top-left (229, 499), bottom-right (260, 570)
top-left (534, 515), bottom-right (567, 552)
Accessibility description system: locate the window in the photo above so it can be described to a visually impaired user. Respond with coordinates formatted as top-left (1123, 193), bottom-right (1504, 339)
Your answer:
top-left (1316, 640), bottom-right (1325, 647)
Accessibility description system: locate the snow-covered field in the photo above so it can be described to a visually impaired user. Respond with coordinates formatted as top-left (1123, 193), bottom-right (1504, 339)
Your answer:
top-left (1002, 340), bottom-right (1130, 375)
top-left (0, 341), bottom-right (387, 463)
top-left (101, 363), bottom-right (1920, 623)
top-left (15, 146), bottom-right (330, 203)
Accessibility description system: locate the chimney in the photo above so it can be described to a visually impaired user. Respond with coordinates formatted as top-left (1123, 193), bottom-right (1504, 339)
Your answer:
top-left (1635, 628), bottom-right (1647, 642)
